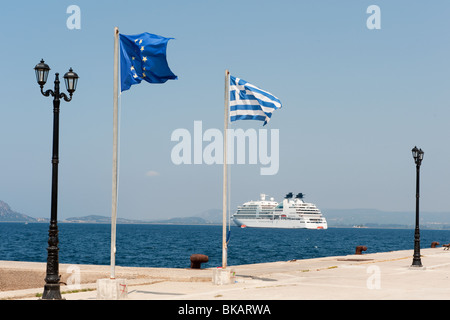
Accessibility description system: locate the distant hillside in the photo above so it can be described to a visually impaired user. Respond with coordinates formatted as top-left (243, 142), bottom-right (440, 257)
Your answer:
top-left (2, 198), bottom-right (450, 229)
top-left (149, 216), bottom-right (211, 225)
top-left (63, 209), bottom-right (224, 225)
top-left (0, 200), bottom-right (43, 222)
top-left (145, 209), bottom-right (223, 225)
top-left (63, 215), bottom-right (143, 224)
top-left (323, 208), bottom-right (450, 229)
top-left (195, 209), bottom-right (223, 224)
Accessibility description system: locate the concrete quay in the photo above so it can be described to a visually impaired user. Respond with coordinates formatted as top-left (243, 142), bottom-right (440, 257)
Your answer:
top-left (1, 247), bottom-right (450, 300)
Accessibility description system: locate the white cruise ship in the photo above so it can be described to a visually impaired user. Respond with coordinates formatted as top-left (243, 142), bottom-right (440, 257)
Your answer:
top-left (232, 193), bottom-right (327, 229)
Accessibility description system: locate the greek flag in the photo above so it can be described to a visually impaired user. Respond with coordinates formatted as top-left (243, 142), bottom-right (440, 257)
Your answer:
top-left (229, 76), bottom-right (282, 125)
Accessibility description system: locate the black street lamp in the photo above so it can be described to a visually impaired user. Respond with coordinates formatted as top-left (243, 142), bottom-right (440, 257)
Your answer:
top-left (34, 59), bottom-right (79, 299)
top-left (411, 146), bottom-right (424, 267)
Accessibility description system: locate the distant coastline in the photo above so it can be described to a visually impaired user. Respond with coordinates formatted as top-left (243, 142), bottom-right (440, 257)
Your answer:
top-left (2, 216), bottom-right (450, 230)
top-left (2, 200), bottom-right (450, 229)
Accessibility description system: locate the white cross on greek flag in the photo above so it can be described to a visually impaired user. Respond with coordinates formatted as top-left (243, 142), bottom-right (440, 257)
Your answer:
top-left (229, 76), bottom-right (282, 125)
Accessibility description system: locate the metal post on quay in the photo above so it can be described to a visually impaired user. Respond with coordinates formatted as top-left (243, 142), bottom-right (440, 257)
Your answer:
top-left (34, 59), bottom-right (79, 299)
top-left (411, 146), bottom-right (424, 269)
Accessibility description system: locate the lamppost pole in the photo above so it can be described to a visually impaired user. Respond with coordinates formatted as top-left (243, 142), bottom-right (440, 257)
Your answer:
top-left (411, 146), bottom-right (424, 267)
top-left (34, 60), bottom-right (79, 299)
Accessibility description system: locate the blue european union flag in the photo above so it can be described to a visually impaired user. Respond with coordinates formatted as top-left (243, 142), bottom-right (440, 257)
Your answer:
top-left (119, 32), bottom-right (177, 92)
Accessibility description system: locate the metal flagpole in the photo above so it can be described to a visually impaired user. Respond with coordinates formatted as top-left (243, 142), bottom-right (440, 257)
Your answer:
top-left (222, 69), bottom-right (230, 269)
top-left (111, 26), bottom-right (119, 279)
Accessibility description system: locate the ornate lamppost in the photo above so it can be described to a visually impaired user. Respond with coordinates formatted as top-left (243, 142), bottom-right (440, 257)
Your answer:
top-left (34, 59), bottom-right (79, 299)
top-left (411, 146), bottom-right (424, 268)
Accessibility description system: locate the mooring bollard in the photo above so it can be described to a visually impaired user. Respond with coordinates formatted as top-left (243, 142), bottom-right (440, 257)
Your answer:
top-left (190, 254), bottom-right (209, 269)
top-left (355, 245), bottom-right (367, 255)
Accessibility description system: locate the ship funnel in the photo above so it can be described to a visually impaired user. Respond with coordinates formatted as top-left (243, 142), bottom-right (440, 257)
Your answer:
top-left (295, 193), bottom-right (304, 199)
top-left (260, 194), bottom-right (266, 201)
top-left (285, 192), bottom-right (293, 199)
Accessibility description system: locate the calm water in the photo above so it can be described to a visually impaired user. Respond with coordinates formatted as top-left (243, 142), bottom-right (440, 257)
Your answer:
top-left (1, 223), bottom-right (450, 268)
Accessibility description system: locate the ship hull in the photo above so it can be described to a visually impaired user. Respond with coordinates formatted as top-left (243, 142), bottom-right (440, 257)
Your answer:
top-left (233, 217), bottom-right (327, 229)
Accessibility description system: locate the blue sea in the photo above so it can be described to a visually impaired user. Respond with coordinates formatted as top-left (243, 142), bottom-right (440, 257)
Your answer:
top-left (1, 223), bottom-right (449, 269)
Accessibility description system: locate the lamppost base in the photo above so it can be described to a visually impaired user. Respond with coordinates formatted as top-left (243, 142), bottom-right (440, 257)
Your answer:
top-left (409, 264), bottom-right (426, 270)
top-left (41, 284), bottom-right (64, 300)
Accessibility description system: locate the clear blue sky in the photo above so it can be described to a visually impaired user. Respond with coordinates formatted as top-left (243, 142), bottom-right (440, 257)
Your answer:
top-left (1, 1), bottom-right (449, 220)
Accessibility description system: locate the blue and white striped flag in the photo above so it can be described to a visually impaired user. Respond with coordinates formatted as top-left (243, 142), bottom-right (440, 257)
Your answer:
top-left (229, 76), bottom-right (282, 125)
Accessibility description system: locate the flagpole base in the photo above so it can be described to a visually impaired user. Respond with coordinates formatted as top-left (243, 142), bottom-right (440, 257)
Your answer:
top-left (212, 267), bottom-right (235, 285)
top-left (96, 278), bottom-right (128, 300)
